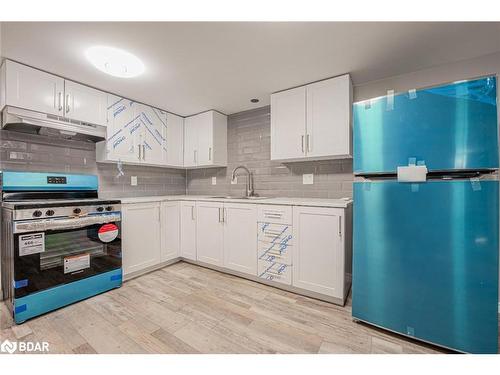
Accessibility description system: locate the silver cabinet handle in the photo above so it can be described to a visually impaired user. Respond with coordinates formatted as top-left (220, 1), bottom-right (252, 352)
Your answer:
top-left (191, 205), bottom-right (195, 220)
top-left (224, 207), bottom-right (227, 224)
top-left (138, 144), bottom-right (142, 160)
top-left (193, 150), bottom-right (197, 164)
top-left (306, 134), bottom-right (311, 152)
top-left (65, 93), bottom-right (71, 113)
top-left (218, 207), bottom-right (222, 223)
top-left (58, 92), bottom-right (63, 111)
top-left (142, 145), bottom-right (146, 160)
top-left (209, 147), bottom-right (212, 161)
top-left (338, 217), bottom-right (342, 237)
top-left (301, 135), bottom-right (304, 153)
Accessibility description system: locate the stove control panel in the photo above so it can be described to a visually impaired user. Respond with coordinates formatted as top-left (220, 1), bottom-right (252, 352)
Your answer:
top-left (13, 203), bottom-right (121, 221)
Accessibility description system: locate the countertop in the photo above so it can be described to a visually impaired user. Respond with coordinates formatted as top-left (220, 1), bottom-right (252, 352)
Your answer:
top-left (106, 195), bottom-right (353, 208)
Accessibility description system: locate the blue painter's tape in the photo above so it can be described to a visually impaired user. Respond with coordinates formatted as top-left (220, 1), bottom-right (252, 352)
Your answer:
top-left (15, 304), bottom-right (27, 314)
top-left (14, 279), bottom-right (28, 289)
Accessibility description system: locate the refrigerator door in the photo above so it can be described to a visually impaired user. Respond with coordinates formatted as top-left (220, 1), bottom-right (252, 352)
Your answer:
top-left (352, 179), bottom-right (499, 353)
top-left (353, 76), bottom-right (498, 174)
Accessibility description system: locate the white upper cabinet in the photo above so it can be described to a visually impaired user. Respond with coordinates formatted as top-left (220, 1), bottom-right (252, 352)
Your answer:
top-left (135, 103), bottom-right (167, 165)
top-left (64, 80), bottom-right (107, 126)
top-left (270, 86), bottom-right (307, 160)
top-left (1, 60), bottom-right (107, 126)
top-left (98, 95), bottom-right (141, 163)
top-left (166, 113), bottom-right (184, 167)
top-left (306, 75), bottom-right (352, 158)
top-left (184, 110), bottom-right (227, 168)
top-left (2, 60), bottom-right (64, 116)
top-left (271, 74), bottom-right (352, 162)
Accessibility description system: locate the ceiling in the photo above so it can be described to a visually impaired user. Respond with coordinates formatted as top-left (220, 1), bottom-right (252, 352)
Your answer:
top-left (1, 22), bottom-right (500, 116)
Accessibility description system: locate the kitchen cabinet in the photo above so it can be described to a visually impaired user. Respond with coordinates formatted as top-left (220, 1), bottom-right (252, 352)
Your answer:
top-left (64, 80), bottom-right (107, 126)
top-left (222, 203), bottom-right (258, 275)
top-left (292, 206), bottom-right (351, 301)
top-left (161, 201), bottom-right (180, 262)
top-left (183, 110), bottom-right (227, 168)
top-left (166, 113), bottom-right (184, 167)
top-left (196, 201), bottom-right (224, 266)
top-left (122, 202), bottom-right (162, 276)
top-left (180, 201), bottom-right (197, 260)
top-left (1, 59), bottom-right (64, 116)
top-left (135, 103), bottom-right (167, 165)
top-left (270, 86), bottom-right (307, 160)
top-left (271, 74), bottom-right (352, 162)
top-left (0, 60), bottom-right (107, 126)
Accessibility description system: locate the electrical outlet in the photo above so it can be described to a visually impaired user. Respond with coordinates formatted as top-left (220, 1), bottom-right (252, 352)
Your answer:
top-left (212, 176), bottom-right (217, 185)
top-left (231, 177), bottom-right (238, 185)
top-left (303, 173), bottom-right (314, 185)
top-left (131, 176), bottom-right (138, 186)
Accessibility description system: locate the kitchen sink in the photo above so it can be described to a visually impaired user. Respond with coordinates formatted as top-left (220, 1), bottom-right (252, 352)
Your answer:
top-left (209, 195), bottom-right (268, 200)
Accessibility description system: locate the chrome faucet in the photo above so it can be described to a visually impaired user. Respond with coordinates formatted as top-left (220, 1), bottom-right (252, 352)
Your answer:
top-left (231, 165), bottom-right (255, 197)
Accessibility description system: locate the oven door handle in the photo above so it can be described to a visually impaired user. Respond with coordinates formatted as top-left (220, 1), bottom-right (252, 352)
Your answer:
top-left (14, 214), bottom-right (121, 233)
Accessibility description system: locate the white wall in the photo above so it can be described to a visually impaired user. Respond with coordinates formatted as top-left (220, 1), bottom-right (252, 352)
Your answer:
top-left (353, 51), bottom-right (500, 308)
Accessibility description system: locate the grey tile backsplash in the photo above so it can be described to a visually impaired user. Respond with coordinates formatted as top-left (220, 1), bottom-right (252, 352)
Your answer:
top-left (0, 106), bottom-right (353, 199)
top-left (187, 106), bottom-right (353, 199)
top-left (0, 129), bottom-right (186, 197)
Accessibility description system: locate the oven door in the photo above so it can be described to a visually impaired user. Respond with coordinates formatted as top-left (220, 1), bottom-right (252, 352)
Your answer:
top-left (13, 214), bottom-right (122, 298)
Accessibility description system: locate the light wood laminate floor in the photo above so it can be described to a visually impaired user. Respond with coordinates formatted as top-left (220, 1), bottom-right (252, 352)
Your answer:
top-left (1, 262), bottom-right (498, 354)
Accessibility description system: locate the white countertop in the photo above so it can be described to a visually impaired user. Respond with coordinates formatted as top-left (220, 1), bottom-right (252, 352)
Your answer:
top-left (107, 195), bottom-right (353, 208)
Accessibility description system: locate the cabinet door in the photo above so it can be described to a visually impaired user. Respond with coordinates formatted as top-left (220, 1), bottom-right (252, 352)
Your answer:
top-left (106, 95), bottom-right (142, 162)
top-left (270, 86), bottom-right (307, 160)
top-left (306, 75), bottom-right (351, 158)
top-left (180, 201), bottom-right (197, 260)
top-left (292, 206), bottom-right (345, 298)
top-left (5, 60), bottom-right (64, 116)
top-left (183, 116), bottom-right (199, 167)
top-left (166, 113), bottom-right (184, 167)
top-left (223, 203), bottom-right (257, 275)
top-left (64, 80), bottom-right (107, 126)
top-left (161, 201), bottom-right (180, 262)
top-left (136, 103), bottom-right (167, 165)
top-left (122, 203), bottom-right (162, 276)
top-left (196, 201), bottom-right (224, 266)
top-left (196, 112), bottom-right (214, 166)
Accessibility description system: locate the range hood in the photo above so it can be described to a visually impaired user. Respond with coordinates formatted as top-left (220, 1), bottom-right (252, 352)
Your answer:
top-left (1, 106), bottom-right (106, 142)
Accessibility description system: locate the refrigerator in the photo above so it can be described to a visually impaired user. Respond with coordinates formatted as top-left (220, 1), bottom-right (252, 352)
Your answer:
top-left (352, 76), bottom-right (499, 354)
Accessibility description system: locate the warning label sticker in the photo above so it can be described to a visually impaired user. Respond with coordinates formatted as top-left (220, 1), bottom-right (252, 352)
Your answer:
top-left (98, 223), bottom-right (119, 243)
top-left (19, 233), bottom-right (45, 256)
top-left (64, 253), bottom-right (90, 274)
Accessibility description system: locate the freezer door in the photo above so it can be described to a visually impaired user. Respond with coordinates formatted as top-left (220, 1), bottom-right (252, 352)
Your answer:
top-left (353, 77), bottom-right (498, 174)
top-left (352, 179), bottom-right (499, 353)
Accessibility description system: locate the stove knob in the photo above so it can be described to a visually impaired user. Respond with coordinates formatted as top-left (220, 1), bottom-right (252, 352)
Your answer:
top-left (73, 208), bottom-right (82, 214)
top-left (105, 206), bottom-right (113, 212)
top-left (46, 210), bottom-right (55, 216)
top-left (33, 210), bottom-right (42, 218)
top-left (96, 207), bottom-right (104, 212)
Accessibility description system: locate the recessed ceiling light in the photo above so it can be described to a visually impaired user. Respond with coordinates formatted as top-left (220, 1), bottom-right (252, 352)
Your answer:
top-left (250, 98), bottom-right (259, 103)
top-left (85, 46), bottom-right (145, 78)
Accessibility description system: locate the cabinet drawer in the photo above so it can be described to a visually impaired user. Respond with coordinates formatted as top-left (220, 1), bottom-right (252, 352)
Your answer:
top-left (258, 259), bottom-right (292, 285)
top-left (257, 205), bottom-right (292, 224)
top-left (258, 241), bottom-right (292, 265)
top-left (257, 222), bottom-right (293, 245)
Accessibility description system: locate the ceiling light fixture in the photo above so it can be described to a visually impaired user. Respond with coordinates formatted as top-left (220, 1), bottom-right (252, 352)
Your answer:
top-left (85, 46), bottom-right (145, 78)
top-left (250, 98), bottom-right (259, 103)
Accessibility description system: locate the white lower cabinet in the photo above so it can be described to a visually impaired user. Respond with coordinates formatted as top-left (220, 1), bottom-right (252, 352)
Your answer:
top-left (122, 202), bottom-right (162, 276)
top-left (258, 260), bottom-right (292, 285)
top-left (292, 206), bottom-right (348, 300)
top-left (161, 201), bottom-right (180, 262)
top-left (180, 201), bottom-right (197, 260)
top-left (196, 201), bottom-right (224, 266)
top-left (222, 203), bottom-right (257, 275)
